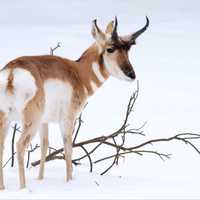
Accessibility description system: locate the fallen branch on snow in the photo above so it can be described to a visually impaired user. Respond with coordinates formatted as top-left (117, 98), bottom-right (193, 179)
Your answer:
top-left (31, 82), bottom-right (200, 175)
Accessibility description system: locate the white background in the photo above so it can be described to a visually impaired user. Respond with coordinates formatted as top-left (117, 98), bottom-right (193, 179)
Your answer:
top-left (0, 0), bottom-right (200, 199)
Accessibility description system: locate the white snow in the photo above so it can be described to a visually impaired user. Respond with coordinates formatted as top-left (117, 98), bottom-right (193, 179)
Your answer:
top-left (0, 0), bottom-right (200, 199)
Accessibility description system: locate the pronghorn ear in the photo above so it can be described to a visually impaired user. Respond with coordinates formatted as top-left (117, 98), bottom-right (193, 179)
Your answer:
top-left (105, 20), bottom-right (114, 35)
top-left (91, 19), bottom-right (105, 45)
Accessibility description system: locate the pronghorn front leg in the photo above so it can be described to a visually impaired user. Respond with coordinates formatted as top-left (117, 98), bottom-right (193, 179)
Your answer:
top-left (0, 112), bottom-right (7, 190)
top-left (0, 132), bottom-right (4, 190)
top-left (59, 112), bottom-right (76, 182)
top-left (38, 123), bottom-right (49, 180)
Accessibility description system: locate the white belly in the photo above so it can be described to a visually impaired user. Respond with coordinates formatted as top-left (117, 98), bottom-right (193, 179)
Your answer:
top-left (41, 79), bottom-right (73, 123)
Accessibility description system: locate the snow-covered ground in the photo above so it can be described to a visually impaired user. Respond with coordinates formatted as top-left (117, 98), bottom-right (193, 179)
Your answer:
top-left (0, 0), bottom-right (200, 199)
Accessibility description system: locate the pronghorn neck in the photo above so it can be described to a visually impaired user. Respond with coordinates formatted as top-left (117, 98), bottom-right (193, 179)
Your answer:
top-left (76, 43), bottom-right (109, 96)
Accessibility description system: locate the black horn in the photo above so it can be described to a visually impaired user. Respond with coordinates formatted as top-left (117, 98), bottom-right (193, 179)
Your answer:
top-left (131, 16), bottom-right (149, 40)
top-left (93, 19), bottom-right (101, 33)
top-left (111, 16), bottom-right (119, 41)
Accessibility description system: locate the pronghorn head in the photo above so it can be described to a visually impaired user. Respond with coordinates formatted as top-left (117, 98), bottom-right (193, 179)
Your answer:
top-left (91, 17), bottom-right (149, 81)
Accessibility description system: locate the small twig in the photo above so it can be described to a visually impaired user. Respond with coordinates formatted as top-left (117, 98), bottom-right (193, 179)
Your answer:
top-left (48, 147), bottom-right (65, 157)
top-left (94, 181), bottom-right (100, 186)
top-left (79, 145), bottom-right (93, 172)
top-left (3, 152), bottom-right (16, 168)
top-left (26, 144), bottom-right (39, 168)
top-left (73, 113), bottom-right (83, 145)
top-left (100, 153), bottom-right (119, 175)
top-left (94, 150), bottom-right (171, 164)
top-left (73, 142), bottom-right (103, 162)
top-left (50, 42), bottom-right (61, 55)
top-left (11, 124), bottom-right (18, 167)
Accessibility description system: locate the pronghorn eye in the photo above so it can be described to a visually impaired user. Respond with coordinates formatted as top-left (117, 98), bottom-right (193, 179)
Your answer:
top-left (107, 48), bottom-right (115, 53)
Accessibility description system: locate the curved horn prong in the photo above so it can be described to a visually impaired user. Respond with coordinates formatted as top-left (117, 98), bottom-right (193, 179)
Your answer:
top-left (91, 19), bottom-right (105, 41)
top-left (131, 16), bottom-right (149, 40)
top-left (92, 19), bottom-right (101, 33)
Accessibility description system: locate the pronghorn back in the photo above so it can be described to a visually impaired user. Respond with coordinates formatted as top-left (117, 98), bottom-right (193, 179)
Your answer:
top-left (0, 55), bottom-right (87, 123)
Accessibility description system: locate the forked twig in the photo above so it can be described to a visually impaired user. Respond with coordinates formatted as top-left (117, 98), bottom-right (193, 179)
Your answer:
top-left (50, 42), bottom-right (61, 55)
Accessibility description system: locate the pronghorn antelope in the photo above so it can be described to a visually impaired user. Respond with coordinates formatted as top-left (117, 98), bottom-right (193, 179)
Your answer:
top-left (0, 17), bottom-right (149, 189)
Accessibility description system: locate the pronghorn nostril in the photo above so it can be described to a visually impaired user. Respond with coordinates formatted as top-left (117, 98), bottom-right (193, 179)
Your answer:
top-left (127, 71), bottom-right (136, 79)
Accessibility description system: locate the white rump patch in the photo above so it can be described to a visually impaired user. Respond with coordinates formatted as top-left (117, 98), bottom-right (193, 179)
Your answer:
top-left (92, 62), bottom-right (106, 83)
top-left (13, 68), bottom-right (37, 101)
top-left (0, 68), bottom-right (37, 120)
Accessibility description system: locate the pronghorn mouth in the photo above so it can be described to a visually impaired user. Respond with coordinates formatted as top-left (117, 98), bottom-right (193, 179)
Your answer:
top-left (124, 70), bottom-right (136, 80)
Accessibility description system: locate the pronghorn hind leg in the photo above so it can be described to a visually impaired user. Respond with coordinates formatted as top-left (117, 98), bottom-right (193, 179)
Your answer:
top-left (16, 120), bottom-right (41, 189)
top-left (38, 123), bottom-right (49, 180)
top-left (16, 93), bottom-right (43, 189)
top-left (0, 111), bottom-right (7, 190)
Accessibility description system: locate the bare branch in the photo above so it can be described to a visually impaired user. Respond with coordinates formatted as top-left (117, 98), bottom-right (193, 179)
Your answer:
top-left (3, 152), bottom-right (16, 168)
top-left (28, 81), bottom-right (200, 175)
top-left (26, 144), bottom-right (40, 168)
top-left (11, 124), bottom-right (18, 167)
top-left (79, 145), bottom-right (93, 172)
top-left (73, 113), bottom-right (83, 145)
top-left (50, 42), bottom-right (61, 55)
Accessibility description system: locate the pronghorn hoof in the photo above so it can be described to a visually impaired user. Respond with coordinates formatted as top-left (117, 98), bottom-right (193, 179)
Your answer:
top-left (20, 185), bottom-right (26, 189)
top-left (66, 176), bottom-right (72, 182)
top-left (0, 185), bottom-right (5, 190)
top-left (37, 176), bottom-right (44, 180)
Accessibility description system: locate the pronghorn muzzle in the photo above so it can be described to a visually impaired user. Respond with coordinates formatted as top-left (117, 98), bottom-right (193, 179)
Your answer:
top-left (122, 63), bottom-right (136, 80)
top-left (127, 70), bottom-right (136, 80)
